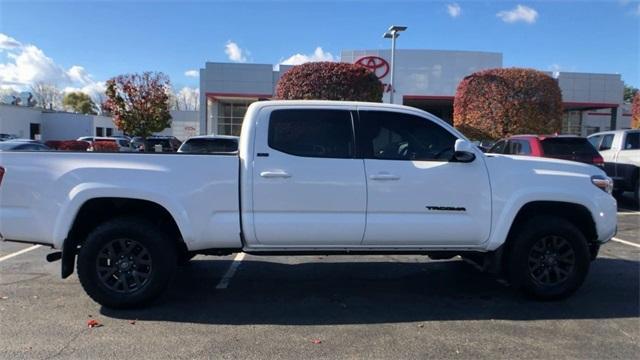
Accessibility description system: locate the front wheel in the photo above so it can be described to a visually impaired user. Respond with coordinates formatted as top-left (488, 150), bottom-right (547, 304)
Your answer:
top-left (507, 216), bottom-right (590, 300)
top-left (77, 217), bottom-right (177, 308)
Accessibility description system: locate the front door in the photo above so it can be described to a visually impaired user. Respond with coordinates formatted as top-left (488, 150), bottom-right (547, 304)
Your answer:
top-left (251, 107), bottom-right (366, 246)
top-left (358, 108), bottom-right (492, 246)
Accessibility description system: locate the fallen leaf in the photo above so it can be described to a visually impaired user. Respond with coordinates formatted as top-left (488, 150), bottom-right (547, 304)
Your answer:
top-left (418, 324), bottom-right (424, 328)
top-left (311, 339), bottom-right (322, 344)
top-left (0, 296), bottom-right (8, 300)
top-left (129, 320), bottom-right (136, 325)
top-left (87, 319), bottom-right (102, 328)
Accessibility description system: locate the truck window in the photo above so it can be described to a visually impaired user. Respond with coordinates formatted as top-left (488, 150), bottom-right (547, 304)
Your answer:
top-left (268, 109), bottom-right (354, 158)
top-left (506, 140), bottom-right (531, 155)
top-left (624, 132), bottom-right (639, 150)
top-left (488, 140), bottom-right (506, 154)
top-left (588, 135), bottom-right (601, 149)
top-left (358, 111), bottom-right (457, 161)
top-left (599, 134), bottom-right (614, 150)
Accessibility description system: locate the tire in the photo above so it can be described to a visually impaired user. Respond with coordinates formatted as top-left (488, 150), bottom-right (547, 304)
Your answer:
top-left (77, 217), bottom-right (177, 309)
top-left (506, 216), bottom-right (590, 300)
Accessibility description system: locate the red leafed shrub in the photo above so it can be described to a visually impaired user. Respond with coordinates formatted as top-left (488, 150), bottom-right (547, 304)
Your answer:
top-left (92, 141), bottom-right (119, 152)
top-left (275, 62), bottom-right (383, 102)
top-left (45, 140), bottom-right (90, 151)
top-left (632, 92), bottom-right (639, 129)
top-left (453, 68), bottom-right (563, 140)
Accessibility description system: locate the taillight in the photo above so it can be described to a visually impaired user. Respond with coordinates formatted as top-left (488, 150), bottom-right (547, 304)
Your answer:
top-left (0, 167), bottom-right (4, 186)
top-left (593, 155), bottom-right (604, 167)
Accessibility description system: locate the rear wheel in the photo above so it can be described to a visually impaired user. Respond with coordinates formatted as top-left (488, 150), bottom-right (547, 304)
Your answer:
top-left (507, 216), bottom-right (590, 300)
top-left (77, 217), bottom-right (177, 308)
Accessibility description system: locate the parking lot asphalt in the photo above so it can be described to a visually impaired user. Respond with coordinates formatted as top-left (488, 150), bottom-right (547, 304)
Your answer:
top-left (1, 209), bottom-right (638, 359)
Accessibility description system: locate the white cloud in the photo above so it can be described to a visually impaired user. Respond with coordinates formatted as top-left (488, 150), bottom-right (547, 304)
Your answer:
top-left (447, 3), bottom-right (462, 18)
top-left (0, 34), bottom-right (105, 106)
top-left (0, 33), bottom-right (21, 50)
top-left (225, 41), bottom-right (247, 63)
top-left (280, 47), bottom-right (335, 65)
top-left (184, 69), bottom-right (199, 77)
top-left (497, 5), bottom-right (538, 24)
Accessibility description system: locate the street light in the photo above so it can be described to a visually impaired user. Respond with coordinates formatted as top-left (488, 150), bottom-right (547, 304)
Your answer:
top-left (383, 25), bottom-right (407, 103)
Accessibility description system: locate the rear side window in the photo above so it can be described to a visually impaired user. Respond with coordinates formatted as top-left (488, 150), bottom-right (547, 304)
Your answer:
top-left (506, 140), bottom-right (531, 155)
top-left (268, 109), bottom-right (354, 158)
top-left (358, 111), bottom-right (457, 161)
top-left (624, 132), bottom-right (639, 150)
top-left (540, 138), bottom-right (599, 156)
top-left (599, 134), bottom-right (614, 150)
top-left (588, 135), bottom-right (601, 148)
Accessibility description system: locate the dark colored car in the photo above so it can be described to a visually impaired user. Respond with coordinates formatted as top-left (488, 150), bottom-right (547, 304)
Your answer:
top-left (488, 135), bottom-right (604, 167)
top-left (131, 136), bottom-right (182, 152)
top-left (0, 140), bottom-right (50, 151)
top-left (177, 135), bottom-right (239, 153)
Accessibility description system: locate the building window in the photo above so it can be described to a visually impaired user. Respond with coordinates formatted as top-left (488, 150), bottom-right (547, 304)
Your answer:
top-left (106, 128), bottom-right (113, 137)
top-left (217, 100), bottom-right (253, 136)
top-left (96, 127), bottom-right (103, 136)
top-left (562, 111), bottom-right (582, 135)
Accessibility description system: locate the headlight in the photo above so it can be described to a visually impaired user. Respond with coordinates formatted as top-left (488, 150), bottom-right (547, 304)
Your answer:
top-left (591, 175), bottom-right (613, 194)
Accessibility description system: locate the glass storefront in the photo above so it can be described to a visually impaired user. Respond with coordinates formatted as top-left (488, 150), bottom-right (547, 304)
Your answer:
top-left (218, 100), bottom-right (251, 136)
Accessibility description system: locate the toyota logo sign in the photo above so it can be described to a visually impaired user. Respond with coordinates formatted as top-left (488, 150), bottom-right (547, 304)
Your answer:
top-left (355, 56), bottom-right (389, 80)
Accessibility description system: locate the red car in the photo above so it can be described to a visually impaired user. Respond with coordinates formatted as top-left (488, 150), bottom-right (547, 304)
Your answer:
top-left (488, 135), bottom-right (604, 167)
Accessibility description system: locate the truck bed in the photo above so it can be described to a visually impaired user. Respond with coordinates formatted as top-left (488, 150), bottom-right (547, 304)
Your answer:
top-left (0, 152), bottom-right (241, 250)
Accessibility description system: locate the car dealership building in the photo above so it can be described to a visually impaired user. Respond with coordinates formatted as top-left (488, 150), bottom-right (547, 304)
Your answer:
top-left (199, 49), bottom-right (632, 138)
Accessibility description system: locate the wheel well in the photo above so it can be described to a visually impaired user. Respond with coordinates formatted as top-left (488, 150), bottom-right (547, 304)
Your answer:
top-left (507, 201), bottom-right (597, 244)
top-left (62, 198), bottom-right (186, 278)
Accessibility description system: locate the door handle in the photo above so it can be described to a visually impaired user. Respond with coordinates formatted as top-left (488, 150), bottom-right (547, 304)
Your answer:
top-left (369, 173), bottom-right (400, 181)
top-left (260, 170), bottom-right (291, 178)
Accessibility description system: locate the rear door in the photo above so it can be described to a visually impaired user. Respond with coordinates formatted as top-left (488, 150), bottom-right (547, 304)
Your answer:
top-left (251, 107), bottom-right (367, 246)
top-left (357, 108), bottom-right (492, 246)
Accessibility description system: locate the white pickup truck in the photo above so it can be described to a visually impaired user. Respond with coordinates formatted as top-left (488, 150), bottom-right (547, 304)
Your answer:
top-left (588, 129), bottom-right (640, 205)
top-left (0, 101), bottom-right (617, 308)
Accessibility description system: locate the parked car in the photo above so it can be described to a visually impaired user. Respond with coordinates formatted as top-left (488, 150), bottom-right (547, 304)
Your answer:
top-left (588, 129), bottom-right (640, 203)
top-left (130, 136), bottom-right (182, 152)
top-left (0, 133), bottom-right (18, 142)
top-left (0, 100), bottom-right (616, 308)
top-left (0, 140), bottom-right (49, 151)
top-left (488, 135), bottom-right (604, 168)
top-left (178, 135), bottom-right (239, 153)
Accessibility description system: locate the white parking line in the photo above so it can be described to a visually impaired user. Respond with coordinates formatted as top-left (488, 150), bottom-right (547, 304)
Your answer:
top-left (617, 212), bottom-right (640, 216)
top-left (611, 237), bottom-right (640, 249)
top-left (215, 252), bottom-right (246, 289)
top-left (0, 245), bottom-right (41, 262)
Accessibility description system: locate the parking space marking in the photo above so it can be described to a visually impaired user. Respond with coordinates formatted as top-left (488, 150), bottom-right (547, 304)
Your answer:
top-left (611, 237), bottom-right (640, 248)
top-left (215, 252), bottom-right (246, 289)
top-left (617, 212), bottom-right (640, 216)
top-left (0, 245), bottom-right (41, 263)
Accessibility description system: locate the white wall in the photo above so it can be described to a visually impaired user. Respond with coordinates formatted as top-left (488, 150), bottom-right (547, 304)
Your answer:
top-left (156, 110), bottom-right (199, 140)
top-left (40, 112), bottom-right (120, 141)
top-left (0, 104), bottom-right (42, 139)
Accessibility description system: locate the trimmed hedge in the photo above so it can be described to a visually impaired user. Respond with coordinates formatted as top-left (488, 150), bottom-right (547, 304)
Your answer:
top-left (453, 68), bottom-right (563, 140)
top-left (92, 141), bottom-right (120, 152)
top-left (275, 62), bottom-right (383, 102)
top-left (45, 140), bottom-right (90, 151)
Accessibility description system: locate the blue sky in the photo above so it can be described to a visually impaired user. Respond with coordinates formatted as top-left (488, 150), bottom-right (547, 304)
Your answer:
top-left (1, 0), bottom-right (638, 98)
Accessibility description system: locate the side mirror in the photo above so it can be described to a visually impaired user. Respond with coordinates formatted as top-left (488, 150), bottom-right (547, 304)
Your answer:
top-left (453, 139), bottom-right (476, 163)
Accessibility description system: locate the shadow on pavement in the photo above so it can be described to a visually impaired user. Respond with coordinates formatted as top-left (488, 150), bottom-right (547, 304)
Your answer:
top-left (101, 257), bottom-right (639, 325)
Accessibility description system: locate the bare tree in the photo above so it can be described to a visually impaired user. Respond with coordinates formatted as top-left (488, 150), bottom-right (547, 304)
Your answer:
top-left (174, 87), bottom-right (199, 111)
top-left (30, 82), bottom-right (62, 110)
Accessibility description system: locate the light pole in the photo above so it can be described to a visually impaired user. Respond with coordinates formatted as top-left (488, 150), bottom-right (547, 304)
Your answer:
top-left (383, 25), bottom-right (407, 104)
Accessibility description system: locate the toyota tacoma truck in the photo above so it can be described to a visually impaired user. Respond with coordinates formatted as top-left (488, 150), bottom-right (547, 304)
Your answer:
top-left (0, 101), bottom-right (617, 308)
